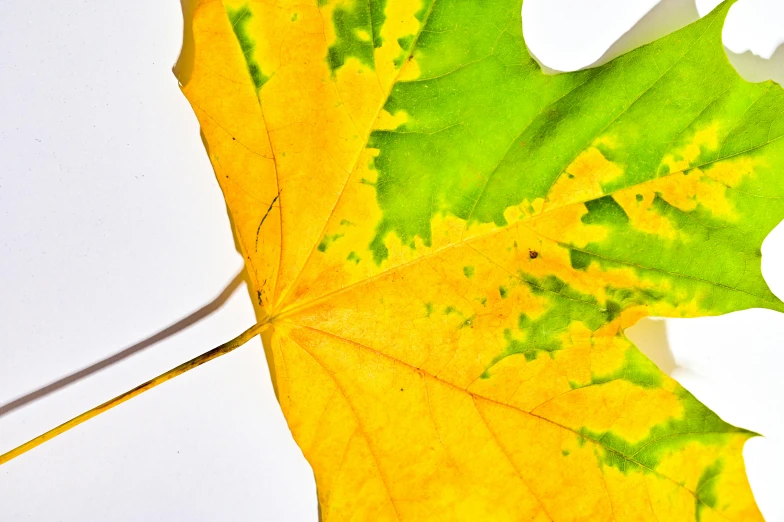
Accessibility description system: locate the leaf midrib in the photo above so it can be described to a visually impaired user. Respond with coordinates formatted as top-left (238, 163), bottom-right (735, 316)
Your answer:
top-left (273, 132), bottom-right (784, 323)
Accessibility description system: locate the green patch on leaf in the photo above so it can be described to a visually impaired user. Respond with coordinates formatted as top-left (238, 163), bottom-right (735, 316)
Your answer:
top-left (578, 383), bottom-right (749, 477)
top-left (696, 459), bottom-right (723, 521)
top-left (570, 248), bottom-right (592, 270)
top-left (326, 0), bottom-right (375, 72)
top-left (317, 233), bottom-right (344, 252)
top-left (368, 0), bottom-right (387, 48)
top-left (581, 195), bottom-right (629, 226)
top-left (227, 5), bottom-right (269, 90)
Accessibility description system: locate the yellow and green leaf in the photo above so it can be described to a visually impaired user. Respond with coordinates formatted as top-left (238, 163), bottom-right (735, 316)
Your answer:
top-left (177, 0), bottom-right (784, 519)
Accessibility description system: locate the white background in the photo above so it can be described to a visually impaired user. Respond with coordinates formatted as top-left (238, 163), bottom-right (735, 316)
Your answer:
top-left (1, 0), bottom-right (782, 520)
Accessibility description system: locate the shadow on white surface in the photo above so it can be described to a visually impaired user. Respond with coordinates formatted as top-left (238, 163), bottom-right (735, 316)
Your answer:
top-left (2, 0), bottom-right (784, 520)
top-left (0, 270), bottom-right (245, 418)
top-left (626, 319), bottom-right (676, 375)
top-left (727, 44), bottom-right (784, 85)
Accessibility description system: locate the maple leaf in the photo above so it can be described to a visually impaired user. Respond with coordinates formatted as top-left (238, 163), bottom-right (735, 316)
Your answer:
top-left (3, 0), bottom-right (781, 520)
top-left (169, 0), bottom-right (784, 519)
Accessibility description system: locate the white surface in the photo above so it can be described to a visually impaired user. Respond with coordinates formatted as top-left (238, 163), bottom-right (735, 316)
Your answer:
top-left (0, 1), bottom-right (782, 520)
top-left (722, 0), bottom-right (784, 58)
top-left (0, 1), bottom-right (316, 520)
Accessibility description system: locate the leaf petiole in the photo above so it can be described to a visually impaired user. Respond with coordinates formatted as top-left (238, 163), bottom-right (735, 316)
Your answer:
top-left (0, 320), bottom-right (270, 466)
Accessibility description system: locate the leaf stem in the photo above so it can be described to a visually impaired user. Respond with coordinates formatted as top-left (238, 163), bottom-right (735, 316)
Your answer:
top-left (0, 320), bottom-right (269, 466)
top-left (0, 270), bottom-right (246, 419)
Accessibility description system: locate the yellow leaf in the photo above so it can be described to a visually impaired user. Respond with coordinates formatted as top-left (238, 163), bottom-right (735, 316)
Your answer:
top-left (176, 0), bottom-right (784, 519)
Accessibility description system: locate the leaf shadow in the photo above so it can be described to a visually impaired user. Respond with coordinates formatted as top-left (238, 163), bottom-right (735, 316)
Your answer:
top-left (626, 318), bottom-right (677, 375)
top-left (531, 0), bottom-right (784, 87)
top-left (530, 0), bottom-right (701, 74)
top-left (0, 270), bottom-right (246, 419)
top-left (589, 0), bottom-right (700, 69)
top-left (726, 43), bottom-right (784, 86)
top-left (173, 0), bottom-right (196, 87)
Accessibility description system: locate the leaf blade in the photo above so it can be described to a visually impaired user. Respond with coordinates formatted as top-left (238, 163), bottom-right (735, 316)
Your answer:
top-left (180, 0), bottom-right (780, 519)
